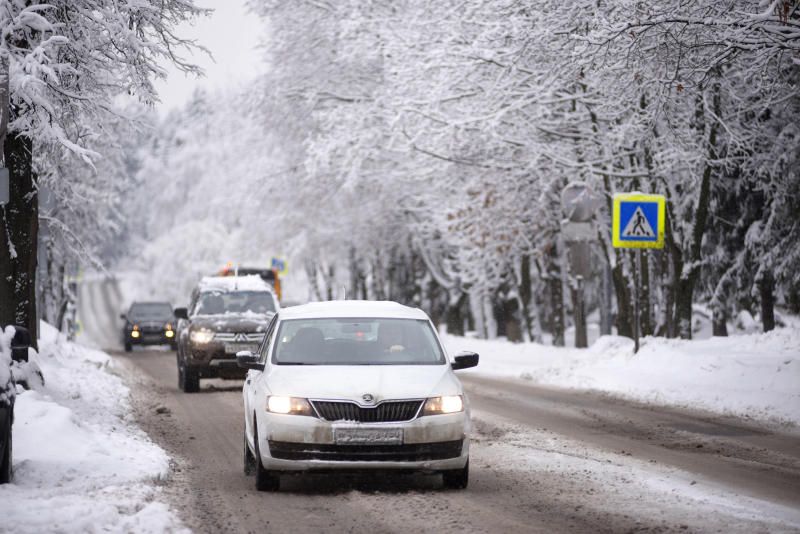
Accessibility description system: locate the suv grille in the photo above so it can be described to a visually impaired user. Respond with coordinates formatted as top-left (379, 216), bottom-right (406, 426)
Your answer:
top-left (311, 400), bottom-right (423, 423)
top-left (213, 332), bottom-right (264, 343)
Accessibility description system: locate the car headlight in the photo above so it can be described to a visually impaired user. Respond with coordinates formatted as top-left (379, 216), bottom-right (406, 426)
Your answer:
top-left (190, 329), bottom-right (215, 344)
top-left (422, 395), bottom-right (463, 415)
top-left (266, 396), bottom-right (314, 416)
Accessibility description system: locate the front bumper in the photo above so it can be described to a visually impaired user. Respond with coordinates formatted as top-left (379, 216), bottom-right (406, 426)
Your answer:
top-left (255, 410), bottom-right (470, 472)
top-left (186, 343), bottom-right (247, 379)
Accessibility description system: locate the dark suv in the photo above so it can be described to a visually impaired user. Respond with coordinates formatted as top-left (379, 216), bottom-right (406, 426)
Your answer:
top-left (121, 302), bottom-right (177, 352)
top-left (175, 276), bottom-right (278, 392)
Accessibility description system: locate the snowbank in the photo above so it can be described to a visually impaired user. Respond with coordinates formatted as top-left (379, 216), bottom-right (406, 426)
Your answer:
top-left (0, 322), bottom-right (186, 533)
top-left (446, 327), bottom-right (800, 425)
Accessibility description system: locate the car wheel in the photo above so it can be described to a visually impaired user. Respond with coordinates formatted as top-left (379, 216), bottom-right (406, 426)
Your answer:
top-left (0, 416), bottom-right (12, 484)
top-left (124, 342), bottom-right (132, 352)
top-left (253, 422), bottom-right (279, 491)
top-left (244, 432), bottom-right (255, 476)
top-left (442, 459), bottom-right (469, 490)
top-left (178, 364), bottom-right (199, 393)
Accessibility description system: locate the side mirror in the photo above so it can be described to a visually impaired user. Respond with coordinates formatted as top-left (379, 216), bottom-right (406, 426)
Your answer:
top-left (119, 313), bottom-right (127, 320)
top-left (451, 351), bottom-right (478, 371)
top-left (174, 307), bottom-right (188, 320)
top-left (236, 350), bottom-right (263, 370)
top-left (11, 325), bottom-right (32, 363)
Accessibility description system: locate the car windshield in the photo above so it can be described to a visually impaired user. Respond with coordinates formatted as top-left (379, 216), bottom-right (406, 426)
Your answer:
top-left (129, 303), bottom-right (173, 321)
top-left (195, 291), bottom-right (276, 316)
top-left (272, 318), bottom-right (445, 365)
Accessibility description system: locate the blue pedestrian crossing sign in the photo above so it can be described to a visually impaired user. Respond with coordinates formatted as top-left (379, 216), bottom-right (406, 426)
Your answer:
top-left (612, 193), bottom-right (666, 249)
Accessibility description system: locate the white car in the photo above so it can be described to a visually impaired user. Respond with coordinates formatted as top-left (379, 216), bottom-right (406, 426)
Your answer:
top-left (238, 300), bottom-right (479, 491)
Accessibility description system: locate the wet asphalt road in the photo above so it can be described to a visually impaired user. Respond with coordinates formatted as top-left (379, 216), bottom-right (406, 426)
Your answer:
top-left (114, 348), bottom-right (800, 534)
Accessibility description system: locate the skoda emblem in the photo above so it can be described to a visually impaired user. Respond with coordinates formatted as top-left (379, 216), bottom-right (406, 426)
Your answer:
top-left (362, 394), bottom-right (375, 404)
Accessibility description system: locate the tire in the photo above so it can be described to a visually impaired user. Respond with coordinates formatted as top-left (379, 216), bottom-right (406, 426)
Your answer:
top-left (178, 363), bottom-right (199, 393)
top-left (244, 432), bottom-right (255, 476)
top-left (253, 422), bottom-right (279, 491)
top-left (0, 416), bottom-right (12, 484)
top-left (124, 342), bottom-right (132, 352)
top-left (442, 459), bottom-right (469, 490)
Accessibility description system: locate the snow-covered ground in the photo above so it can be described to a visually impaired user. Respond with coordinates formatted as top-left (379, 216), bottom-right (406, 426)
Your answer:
top-left (447, 327), bottom-right (800, 426)
top-left (0, 322), bottom-right (186, 533)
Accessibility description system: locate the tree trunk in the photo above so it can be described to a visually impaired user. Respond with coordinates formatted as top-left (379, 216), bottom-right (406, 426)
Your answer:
top-left (2, 132), bottom-right (38, 348)
top-left (0, 55), bottom-right (12, 329)
top-left (675, 82), bottom-right (719, 340)
top-left (758, 270), bottom-right (776, 333)
top-left (611, 250), bottom-right (633, 338)
top-left (445, 292), bottom-right (466, 336)
top-left (712, 307), bottom-right (728, 336)
top-left (517, 254), bottom-right (534, 341)
top-left (547, 244), bottom-right (565, 346)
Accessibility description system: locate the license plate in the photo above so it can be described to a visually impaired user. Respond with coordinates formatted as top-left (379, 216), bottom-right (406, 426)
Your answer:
top-left (334, 427), bottom-right (403, 445)
top-left (224, 343), bottom-right (258, 354)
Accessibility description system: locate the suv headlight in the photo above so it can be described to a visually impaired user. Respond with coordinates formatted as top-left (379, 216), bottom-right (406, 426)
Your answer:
top-left (190, 329), bottom-right (215, 344)
top-left (422, 395), bottom-right (463, 415)
top-left (266, 396), bottom-right (314, 416)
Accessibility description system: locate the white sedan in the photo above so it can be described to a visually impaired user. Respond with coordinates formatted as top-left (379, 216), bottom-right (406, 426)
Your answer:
top-left (238, 300), bottom-right (479, 491)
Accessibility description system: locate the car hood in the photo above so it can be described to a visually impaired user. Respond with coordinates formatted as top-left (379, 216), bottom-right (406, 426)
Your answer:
top-left (190, 313), bottom-right (272, 333)
top-left (264, 364), bottom-right (461, 402)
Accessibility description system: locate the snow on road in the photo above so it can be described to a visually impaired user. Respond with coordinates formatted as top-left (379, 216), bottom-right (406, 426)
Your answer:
top-left (0, 322), bottom-right (185, 533)
top-left (446, 327), bottom-right (800, 425)
top-left (468, 411), bottom-right (800, 532)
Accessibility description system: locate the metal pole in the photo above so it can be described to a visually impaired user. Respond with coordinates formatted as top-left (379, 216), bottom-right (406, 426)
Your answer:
top-left (633, 249), bottom-right (641, 353)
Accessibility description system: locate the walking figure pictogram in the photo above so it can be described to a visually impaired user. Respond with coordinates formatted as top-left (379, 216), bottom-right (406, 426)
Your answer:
top-left (621, 206), bottom-right (655, 239)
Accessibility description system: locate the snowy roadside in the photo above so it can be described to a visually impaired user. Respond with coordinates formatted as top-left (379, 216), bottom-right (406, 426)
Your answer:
top-left (468, 411), bottom-right (800, 532)
top-left (446, 327), bottom-right (800, 426)
top-left (0, 322), bottom-right (187, 533)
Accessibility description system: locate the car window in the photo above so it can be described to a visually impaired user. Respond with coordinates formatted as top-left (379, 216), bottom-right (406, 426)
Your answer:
top-left (272, 318), bottom-right (445, 366)
top-left (129, 303), bottom-right (173, 321)
top-left (259, 315), bottom-right (279, 365)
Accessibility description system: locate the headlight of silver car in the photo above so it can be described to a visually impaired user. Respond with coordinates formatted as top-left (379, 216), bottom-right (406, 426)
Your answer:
top-left (422, 395), bottom-right (464, 415)
top-left (266, 396), bottom-right (314, 416)
top-left (189, 328), bottom-right (215, 344)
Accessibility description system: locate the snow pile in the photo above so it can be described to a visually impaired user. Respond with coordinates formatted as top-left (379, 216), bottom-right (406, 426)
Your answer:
top-left (447, 328), bottom-right (800, 425)
top-left (0, 322), bottom-right (186, 533)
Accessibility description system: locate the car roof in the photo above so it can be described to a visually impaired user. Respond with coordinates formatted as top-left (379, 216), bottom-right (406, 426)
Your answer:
top-left (278, 300), bottom-right (429, 320)
top-left (197, 275), bottom-right (274, 293)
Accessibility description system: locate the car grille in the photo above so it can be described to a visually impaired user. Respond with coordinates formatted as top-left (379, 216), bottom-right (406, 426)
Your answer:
top-left (268, 440), bottom-right (463, 462)
top-left (213, 332), bottom-right (264, 343)
top-left (311, 400), bottom-right (424, 423)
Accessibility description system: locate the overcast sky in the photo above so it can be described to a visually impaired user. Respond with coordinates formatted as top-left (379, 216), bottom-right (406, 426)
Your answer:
top-left (153, 0), bottom-right (264, 113)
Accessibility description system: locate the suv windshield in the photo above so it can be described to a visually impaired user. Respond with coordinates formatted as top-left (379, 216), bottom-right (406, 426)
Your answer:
top-left (129, 303), bottom-right (173, 321)
top-left (195, 291), bottom-right (276, 316)
top-left (273, 318), bottom-right (445, 365)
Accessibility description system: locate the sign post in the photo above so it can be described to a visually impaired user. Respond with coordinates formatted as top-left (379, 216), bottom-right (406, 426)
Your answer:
top-left (611, 193), bottom-right (666, 353)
